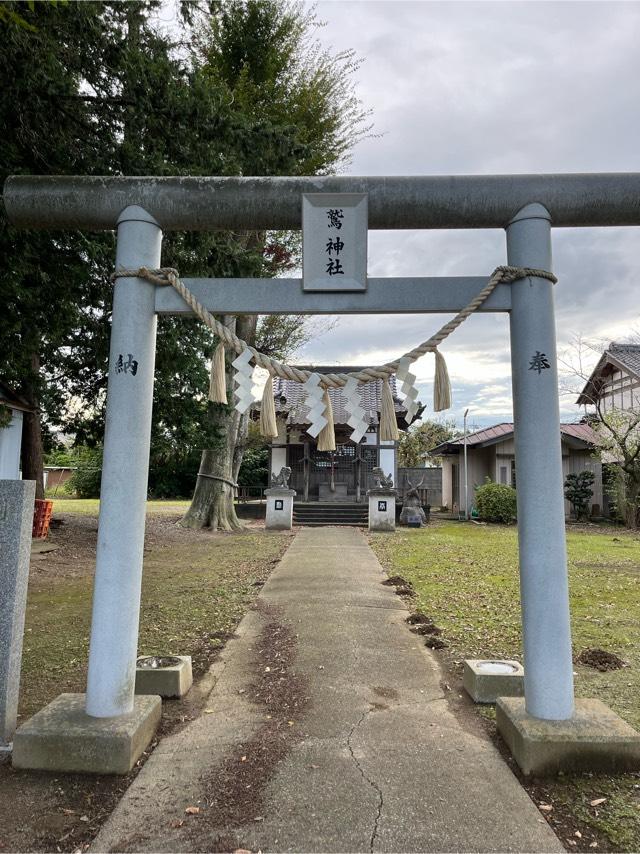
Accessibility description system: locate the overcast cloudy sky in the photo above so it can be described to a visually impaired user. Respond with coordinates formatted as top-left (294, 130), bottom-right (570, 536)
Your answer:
top-left (289, 0), bottom-right (640, 428)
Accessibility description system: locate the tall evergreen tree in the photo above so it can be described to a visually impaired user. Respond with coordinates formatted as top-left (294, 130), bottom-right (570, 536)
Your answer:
top-left (181, 0), bottom-right (371, 529)
top-left (0, 0), bottom-right (369, 516)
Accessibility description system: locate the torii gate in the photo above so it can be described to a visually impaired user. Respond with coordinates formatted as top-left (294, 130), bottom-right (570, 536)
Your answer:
top-left (5, 173), bottom-right (640, 775)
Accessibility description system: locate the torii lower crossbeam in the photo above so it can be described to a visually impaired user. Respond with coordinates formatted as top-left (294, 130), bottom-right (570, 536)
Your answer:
top-left (154, 276), bottom-right (511, 315)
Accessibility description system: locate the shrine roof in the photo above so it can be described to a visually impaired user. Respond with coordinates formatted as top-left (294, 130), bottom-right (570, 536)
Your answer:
top-left (272, 368), bottom-right (423, 429)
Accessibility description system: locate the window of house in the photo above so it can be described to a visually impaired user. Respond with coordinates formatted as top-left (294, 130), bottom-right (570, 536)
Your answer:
top-left (499, 465), bottom-right (508, 485)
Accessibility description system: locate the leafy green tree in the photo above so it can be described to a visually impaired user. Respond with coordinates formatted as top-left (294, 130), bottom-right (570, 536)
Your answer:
top-left (398, 418), bottom-right (460, 468)
top-left (0, 1), bottom-right (119, 497)
top-left (591, 410), bottom-right (640, 528)
top-left (1, 1), bottom-right (258, 497)
top-left (560, 336), bottom-right (640, 528)
top-left (1, 0), bottom-right (369, 520)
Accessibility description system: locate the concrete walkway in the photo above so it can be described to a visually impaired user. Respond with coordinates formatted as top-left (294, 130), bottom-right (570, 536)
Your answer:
top-left (92, 528), bottom-right (562, 853)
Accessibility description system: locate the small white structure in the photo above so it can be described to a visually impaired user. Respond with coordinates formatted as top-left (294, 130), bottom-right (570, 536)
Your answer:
top-left (463, 659), bottom-right (525, 704)
top-left (0, 382), bottom-right (33, 480)
top-left (367, 490), bottom-right (396, 532)
top-left (265, 487), bottom-right (296, 530)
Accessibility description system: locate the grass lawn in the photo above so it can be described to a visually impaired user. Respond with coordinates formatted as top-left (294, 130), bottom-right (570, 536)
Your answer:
top-left (48, 497), bottom-right (191, 515)
top-left (371, 522), bottom-right (640, 852)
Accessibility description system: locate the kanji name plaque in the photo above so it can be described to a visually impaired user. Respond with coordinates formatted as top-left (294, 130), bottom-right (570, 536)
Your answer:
top-left (302, 193), bottom-right (368, 292)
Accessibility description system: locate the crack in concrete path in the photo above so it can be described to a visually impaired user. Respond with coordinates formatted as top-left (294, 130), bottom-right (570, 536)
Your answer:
top-left (346, 708), bottom-right (384, 854)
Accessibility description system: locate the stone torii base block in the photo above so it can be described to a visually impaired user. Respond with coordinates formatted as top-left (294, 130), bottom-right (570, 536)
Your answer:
top-left (12, 693), bottom-right (161, 775)
top-left (265, 488), bottom-right (296, 530)
top-left (497, 697), bottom-right (640, 776)
top-left (368, 489), bottom-right (397, 532)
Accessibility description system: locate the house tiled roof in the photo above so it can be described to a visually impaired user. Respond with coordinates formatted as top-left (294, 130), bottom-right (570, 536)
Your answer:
top-left (577, 343), bottom-right (640, 405)
top-left (608, 344), bottom-right (640, 376)
top-left (432, 421), bottom-right (599, 454)
top-left (272, 368), bottom-right (422, 428)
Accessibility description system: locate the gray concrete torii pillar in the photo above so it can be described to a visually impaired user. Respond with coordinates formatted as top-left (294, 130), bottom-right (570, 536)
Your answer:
top-left (86, 206), bottom-right (162, 718)
top-left (506, 204), bottom-right (574, 721)
top-left (6, 173), bottom-right (640, 776)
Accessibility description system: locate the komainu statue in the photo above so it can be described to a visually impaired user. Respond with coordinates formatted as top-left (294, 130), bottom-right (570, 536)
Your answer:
top-left (400, 477), bottom-right (427, 525)
top-left (271, 466), bottom-right (292, 489)
top-left (372, 467), bottom-right (394, 489)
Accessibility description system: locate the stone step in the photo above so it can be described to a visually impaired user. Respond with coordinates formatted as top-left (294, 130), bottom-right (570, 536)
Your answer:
top-left (294, 520), bottom-right (367, 527)
top-left (293, 503), bottom-right (369, 528)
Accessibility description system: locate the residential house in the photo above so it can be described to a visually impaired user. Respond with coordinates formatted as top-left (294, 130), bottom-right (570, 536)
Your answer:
top-left (577, 343), bottom-right (640, 413)
top-left (433, 422), bottom-right (603, 518)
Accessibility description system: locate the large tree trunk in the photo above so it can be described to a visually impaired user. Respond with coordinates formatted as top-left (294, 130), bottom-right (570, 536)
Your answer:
top-left (20, 351), bottom-right (45, 499)
top-left (181, 314), bottom-right (258, 530)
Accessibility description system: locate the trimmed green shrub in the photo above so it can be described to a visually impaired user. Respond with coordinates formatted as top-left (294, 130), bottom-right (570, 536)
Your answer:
top-left (475, 478), bottom-right (517, 523)
top-left (564, 470), bottom-right (595, 521)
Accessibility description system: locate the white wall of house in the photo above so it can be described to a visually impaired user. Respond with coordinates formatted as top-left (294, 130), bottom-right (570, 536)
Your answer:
top-left (0, 408), bottom-right (23, 479)
top-left (599, 367), bottom-right (640, 413)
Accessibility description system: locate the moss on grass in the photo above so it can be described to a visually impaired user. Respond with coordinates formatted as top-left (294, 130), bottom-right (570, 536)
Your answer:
top-left (371, 522), bottom-right (640, 852)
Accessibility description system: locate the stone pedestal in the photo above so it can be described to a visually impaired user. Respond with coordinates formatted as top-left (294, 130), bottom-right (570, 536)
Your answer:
top-left (463, 659), bottom-right (524, 703)
top-left (135, 655), bottom-right (192, 698)
top-left (265, 488), bottom-right (296, 530)
top-left (12, 693), bottom-right (161, 774)
top-left (0, 479), bottom-right (36, 746)
top-left (497, 697), bottom-right (640, 776)
top-left (400, 503), bottom-right (427, 527)
top-left (368, 489), bottom-right (397, 532)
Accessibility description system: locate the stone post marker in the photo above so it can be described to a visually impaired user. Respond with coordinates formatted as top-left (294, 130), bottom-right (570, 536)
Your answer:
top-left (265, 488), bottom-right (296, 530)
top-left (0, 479), bottom-right (36, 746)
top-left (265, 466), bottom-right (295, 531)
top-left (368, 490), bottom-right (397, 532)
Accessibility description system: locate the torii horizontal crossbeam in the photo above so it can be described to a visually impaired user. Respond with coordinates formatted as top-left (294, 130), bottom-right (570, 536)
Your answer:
top-left (154, 276), bottom-right (511, 315)
top-left (4, 173), bottom-right (640, 231)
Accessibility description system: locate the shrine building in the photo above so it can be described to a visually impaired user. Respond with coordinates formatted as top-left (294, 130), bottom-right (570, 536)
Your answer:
top-left (266, 367), bottom-right (424, 502)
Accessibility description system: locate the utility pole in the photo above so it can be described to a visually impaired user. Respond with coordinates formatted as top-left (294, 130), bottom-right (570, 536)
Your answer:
top-left (463, 408), bottom-right (469, 520)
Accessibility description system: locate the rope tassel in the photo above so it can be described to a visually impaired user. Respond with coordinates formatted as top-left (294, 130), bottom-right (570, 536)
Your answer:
top-left (379, 378), bottom-right (400, 442)
top-left (317, 389), bottom-right (336, 451)
top-left (433, 349), bottom-right (451, 412)
top-left (259, 375), bottom-right (278, 439)
top-left (208, 342), bottom-right (227, 404)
